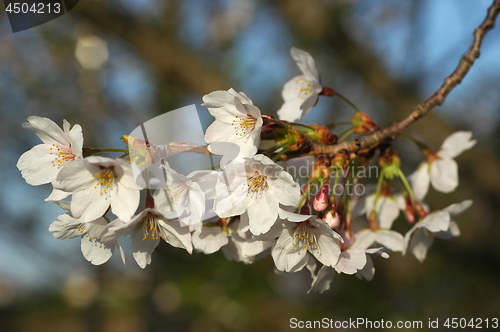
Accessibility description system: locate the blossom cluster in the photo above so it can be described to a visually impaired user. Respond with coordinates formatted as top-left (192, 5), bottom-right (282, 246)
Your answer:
top-left (17, 48), bottom-right (475, 293)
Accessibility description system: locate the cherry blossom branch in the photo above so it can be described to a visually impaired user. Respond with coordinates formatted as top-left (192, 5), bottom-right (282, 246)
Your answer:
top-left (298, 0), bottom-right (500, 158)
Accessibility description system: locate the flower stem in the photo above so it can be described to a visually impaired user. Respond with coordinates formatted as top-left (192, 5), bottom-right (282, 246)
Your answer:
top-left (400, 133), bottom-right (431, 154)
top-left (262, 141), bottom-right (289, 157)
top-left (327, 122), bottom-right (351, 130)
top-left (289, 122), bottom-right (314, 130)
top-left (338, 127), bottom-right (354, 141)
top-left (397, 168), bottom-right (417, 203)
top-left (372, 168), bottom-right (386, 215)
top-left (330, 168), bottom-right (341, 204)
top-left (336, 92), bottom-right (362, 113)
top-left (272, 144), bottom-right (290, 162)
top-left (265, 118), bottom-right (289, 128)
top-left (295, 182), bottom-right (312, 213)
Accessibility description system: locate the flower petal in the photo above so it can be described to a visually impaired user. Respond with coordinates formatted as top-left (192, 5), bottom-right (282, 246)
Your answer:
top-left (442, 200), bottom-right (473, 217)
top-left (110, 183), bottom-right (140, 222)
top-left (131, 225), bottom-right (160, 268)
top-left (272, 228), bottom-right (307, 272)
top-left (430, 159), bottom-right (458, 193)
top-left (439, 131), bottom-right (477, 159)
top-left (247, 192), bottom-right (279, 236)
top-left (408, 228), bottom-right (434, 263)
top-left (357, 255), bottom-right (375, 280)
top-left (80, 219), bottom-right (114, 265)
top-left (290, 47), bottom-right (320, 82)
top-left (310, 227), bottom-right (341, 267)
top-left (52, 159), bottom-right (95, 192)
top-left (352, 229), bottom-right (376, 249)
top-left (45, 188), bottom-right (70, 202)
top-left (158, 219), bottom-right (193, 254)
top-left (17, 144), bottom-right (64, 185)
top-left (410, 162), bottom-right (431, 201)
top-left (72, 187), bottom-right (110, 222)
top-left (192, 226), bottom-right (228, 254)
top-left (375, 230), bottom-right (404, 252)
top-left (308, 265), bottom-right (336, 294)
top-left (420, 211), bottom-right (450, 233)
top-left (49, 213), bottom-right (83, 239)
top-left (67, 123), bottom-right (84, 159)
top-left (23, 116), bottom-right (69, 146)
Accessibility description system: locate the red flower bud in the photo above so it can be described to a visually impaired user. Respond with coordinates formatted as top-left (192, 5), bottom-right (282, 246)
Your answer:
top-left (313, 192), bottom-right (329, 212)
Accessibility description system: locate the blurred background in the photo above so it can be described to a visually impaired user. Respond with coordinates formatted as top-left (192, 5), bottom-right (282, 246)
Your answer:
top-left (1, 0), bottom-right (500, 331)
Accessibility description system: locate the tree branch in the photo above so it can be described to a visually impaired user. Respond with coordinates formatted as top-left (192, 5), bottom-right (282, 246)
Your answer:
top-left (303, 0), bottom-right (500, 157)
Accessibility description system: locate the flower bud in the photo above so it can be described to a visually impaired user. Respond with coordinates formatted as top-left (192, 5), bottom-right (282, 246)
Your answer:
top-left (281, 126), bottom-right (308, 152)
top-left (404, 194), bottom-right (417, 225)
top-left (311, 156), bottom-right (332, 180)
top-left (324, 211), bottom-right (341, 229)
top-left (351, 112), bottom-right (378, 134)
top-left (313, 192), bottom-right (329, 212)
top-left (379, 147), bottom-right (400, 169)
top-left (304, 124), bottom-right (337, 145)
top-left (332, 150), bottom-right (349, 169)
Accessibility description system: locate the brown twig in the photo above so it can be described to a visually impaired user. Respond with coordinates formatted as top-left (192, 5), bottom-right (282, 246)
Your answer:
top-left (296, 0), bottom-right (500, 158)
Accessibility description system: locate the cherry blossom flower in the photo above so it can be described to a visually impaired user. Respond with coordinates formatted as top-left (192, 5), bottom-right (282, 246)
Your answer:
top-left (308, 248), bottom-right (389, 293)
top-left (17, 116), bottom-right (83, 186)
top-left (52, 156), bottom-right (141, 222)
top-left (222, 231), bottom-right (274, 265)
top-left (203, 88), bottom-right (263, 157)
top-left (190, 215), bottom-right (245, 255)
top-left (403, 200), bottom-right (472, 262)
top-left (49, 213), bottom-right (127, 266)
top-left (267, 210), bottom-right (343, 273)
top-left (277, 47), bottom-right (323, 122)
top-left (214, 154), bottom-right (300, 236)
top-left (353, 228), bottom-right (404, 253)
top-left (411, 131), bottom-right (476, 200)
top-left (362, 192), bottom-right (405, 229)
top-left (102, 207), bottom-right (192, 268)
top-left (191, 220), bottom-right (230, 255)
top-left (154, 163), bottom-right (218, 227)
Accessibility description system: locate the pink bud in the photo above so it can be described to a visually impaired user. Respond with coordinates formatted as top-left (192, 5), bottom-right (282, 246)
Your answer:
top-left (324, 211), bottom-right (341, 229)
top-left (313, 192), bottom-right (329, 211)
top-left (404, 194), bottom-right (416, 225)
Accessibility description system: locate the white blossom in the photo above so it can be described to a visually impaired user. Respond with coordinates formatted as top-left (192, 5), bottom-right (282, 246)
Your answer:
top-left (268, 210), bottom-right (342, 273)
top-left (52, 156), bottom-right (141, 222)
top-left (403, 200), bottom-right (472, 262)
top-left (102, 207), bottom-right (192, 268)
top-left (308, 248), bottom-right (389, 293)
top-left (214, 154), bottom-right (300, 236)
top-left (49, 213), bottom-right (127, 266)
top-left (362, 192), bottom-right (405, 229)
top-left (411, 131), bottom-right (476, 200)
top-left (17, 116), bottom-right (83, 186)
top-left (154, 163), bottom-right (218, 227)
top-left (353, 228), bottom-right (404, 253)
top-left (277, 47), bottom-right (323, 122)
top-left (203, 88), bottom-right (263, 157)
